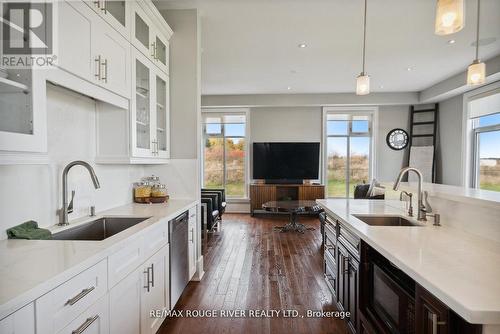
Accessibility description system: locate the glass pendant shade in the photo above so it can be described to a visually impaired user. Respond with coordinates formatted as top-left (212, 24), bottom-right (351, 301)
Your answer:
top-left (434, 0), bottom-right (465, 35)
top-left (467, 60), bottom-right (485, 86)
top-left (356, 74), bottom-right (370, 95)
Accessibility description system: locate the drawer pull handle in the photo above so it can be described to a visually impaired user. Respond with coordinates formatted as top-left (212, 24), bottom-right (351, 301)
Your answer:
top-left (72, 314), bottom-right (99, 334)
top-left (150, 263), bottom-right (155, 288)
top-left (65, 286), bottom-right (95, 306)
top-left (144, 268), bottom-right (150, 292)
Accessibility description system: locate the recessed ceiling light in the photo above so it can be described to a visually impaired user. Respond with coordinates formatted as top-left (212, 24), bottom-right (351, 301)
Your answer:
top-left (287, 86), bottom-right (292, 90)
top-left (407, 67), bottom-right (413, 72)
top-left (380, 85), bottom-right (384, 89)
top-left (448, 39), bottom-right (456, 44)
top-left (298, 43), bottom-right (307, 48)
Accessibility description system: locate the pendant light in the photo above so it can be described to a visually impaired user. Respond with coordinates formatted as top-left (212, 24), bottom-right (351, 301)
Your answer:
top-left (356, 0), bottom-right (370, 96)
top-left (434, 0), bottom-right (465, 35)
top-left (467, 0), bottom-right (486, 86)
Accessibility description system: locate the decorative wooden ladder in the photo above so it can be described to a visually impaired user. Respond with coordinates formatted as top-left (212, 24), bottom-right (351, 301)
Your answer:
top-left (407, 104), bottom-right (439, 183)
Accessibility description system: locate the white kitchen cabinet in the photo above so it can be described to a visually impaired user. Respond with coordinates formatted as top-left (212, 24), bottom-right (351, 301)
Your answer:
top-left (141, 245), bottom-right (169, 334)
top-left (0, 302), bottom-right (35, 334)
top-left (36, 260), bottom-right (108, 334)
top-left (96, 47), bottom-right (170, 163)
top-left (85, 0), bottom-right (129, 39)
top-left (57, 0), bottom-right (94, 82)
top-left (109, 268), bottom-right (141, 334)
top-left (188, 207), bottom-right (197, 279)
top-left (57, 0), bottom-right (130, 99)
top-left (57, 296), bottom-right (109, 334)
top-left (0, 69), bottom-right (48, 159)
top-left (131, 2), bottom-right (172, 74)
top-left (129, 48), bottom-right (170, 161)
top-left (93, 18), bottom-right (131, 98)
top-left (154, 69), bottom-right (170, 158)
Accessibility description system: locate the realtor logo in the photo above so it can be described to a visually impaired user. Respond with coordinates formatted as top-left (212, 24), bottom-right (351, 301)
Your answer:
top-left (1, 1), bottom-right (56, 68)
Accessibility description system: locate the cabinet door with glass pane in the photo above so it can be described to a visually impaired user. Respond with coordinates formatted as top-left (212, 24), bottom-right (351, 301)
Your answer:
top-left (131, 2), bottom-right (170, 74)
top-left (85, 0), bottom-right (128, 39)
top-left (0, 69), bottom-right (47, 154)
top-left (131, 50), bottom-right (154, 158)
top-left (152, 33), bottom-right (169, 74)
top-left (132, 4), bottom-right (155, 63)
top-left (154, 71), bottom-right (169, 158)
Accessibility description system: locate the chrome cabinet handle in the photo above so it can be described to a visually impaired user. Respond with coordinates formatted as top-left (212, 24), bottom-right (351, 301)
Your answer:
top-left (150, 263), bottom-right (154, 287)
top-left (151, 42), bottom-right (156, 58)
top-left (65, 286), bottom-right (95, 306)
top-left (101, 58), bottom-right (108, 83)
top-left (94, 55), bottom-right (101, 80)
top-left (431, 313), bottom-right (446, 334)
top-left (152, 140), bottom-right (158, 155)
top-left (143, 268), bottom-right (150, 292)
top-left (343, 257), bottom-right (350, 275)
top-left (101, 0), bottom-right (107, 14)
top-left (72, 314), bottom-right (99, 334)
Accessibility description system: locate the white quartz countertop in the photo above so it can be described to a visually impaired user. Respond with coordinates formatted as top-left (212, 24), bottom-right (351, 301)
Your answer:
top-left (0, 198), bottom-right (197, 320)
top-left (316, 199), bottom-right (500, 325)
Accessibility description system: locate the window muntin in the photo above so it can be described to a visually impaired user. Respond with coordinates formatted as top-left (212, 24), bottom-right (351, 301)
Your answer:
top-left (326, 113), bottom-right (372, 198)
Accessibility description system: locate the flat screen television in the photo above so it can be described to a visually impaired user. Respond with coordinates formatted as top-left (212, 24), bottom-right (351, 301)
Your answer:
top-left (253, 142), bottom-right (320, 182)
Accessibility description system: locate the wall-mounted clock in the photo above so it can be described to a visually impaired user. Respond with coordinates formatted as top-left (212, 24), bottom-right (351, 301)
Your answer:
top-left (386, 128), bottom-right (409, 150)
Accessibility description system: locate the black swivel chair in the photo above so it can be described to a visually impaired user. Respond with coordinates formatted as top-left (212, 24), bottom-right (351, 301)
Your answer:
top-left (200, 192), bottom-right (220, 232)
top-left (201, 188), bottom-right (226, 216)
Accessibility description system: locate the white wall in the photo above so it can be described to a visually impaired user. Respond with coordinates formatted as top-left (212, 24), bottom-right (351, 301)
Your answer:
top-left (161, 9), bottom-right (200, 160)
top-left (250, 106), bottom-right (322, 142)
top-left (437, 95), bottom-right (463, 186)
top-left (376, 105), bottom-right (410, 182)
top-left (0, 85), bottom-right (144, 239)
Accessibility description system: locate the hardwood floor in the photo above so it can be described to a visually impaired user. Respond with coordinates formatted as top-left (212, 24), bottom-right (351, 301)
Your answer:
top-left (159, 213), bottom-right (349, 334)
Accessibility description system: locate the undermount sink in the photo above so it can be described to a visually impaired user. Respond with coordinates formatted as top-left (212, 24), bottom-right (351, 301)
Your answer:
top-left (353, 215), bottom-right (422, 227)
top-left (52, 217), bottom-right (151, 241)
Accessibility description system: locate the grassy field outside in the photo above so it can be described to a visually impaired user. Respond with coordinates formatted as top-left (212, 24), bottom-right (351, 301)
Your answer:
top-left (479, 183), bottom-right (500, 192)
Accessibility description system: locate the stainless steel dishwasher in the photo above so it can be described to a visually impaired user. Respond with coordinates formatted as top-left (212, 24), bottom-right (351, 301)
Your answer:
top-left (169, 211), bottom-right (189, 308)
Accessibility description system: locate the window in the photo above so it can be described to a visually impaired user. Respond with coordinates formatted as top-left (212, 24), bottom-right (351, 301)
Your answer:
top-left (324, 109), bottom-right (375, 198)
top-left (202, 112), bottom-right (248, 198)
top-left (472, 112), bottom-right (500, 192)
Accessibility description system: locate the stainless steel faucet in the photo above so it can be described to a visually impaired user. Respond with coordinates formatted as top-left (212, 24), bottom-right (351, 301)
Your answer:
top-left (400, 190), bottom-right (413, 217)
top-left (393, 167), bottom-right (427, 221)
top-left (60, 161), bottom-right (100, 226)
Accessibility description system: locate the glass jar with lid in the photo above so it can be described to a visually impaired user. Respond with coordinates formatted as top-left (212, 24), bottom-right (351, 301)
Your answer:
top-left (151, 184), bottom-right (168, 198)
top-left (143, 175), bottom-right (160, 187)
top-left (134, 181), bottom-right (151, 202)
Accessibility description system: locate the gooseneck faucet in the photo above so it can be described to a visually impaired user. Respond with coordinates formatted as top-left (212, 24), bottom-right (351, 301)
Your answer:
top-left (60, 161), bottom-right (100, 226)
top-left (393, 167), bottom-right (426, 221)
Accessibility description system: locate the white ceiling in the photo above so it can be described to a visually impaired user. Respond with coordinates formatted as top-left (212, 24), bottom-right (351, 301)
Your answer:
top-left (155, 0), bottom-right (500, 95)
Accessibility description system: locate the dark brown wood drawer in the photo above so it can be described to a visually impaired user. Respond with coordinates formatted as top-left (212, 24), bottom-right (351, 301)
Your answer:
top-left (339, 223), bottom-right (360, 258)
top-left (324, 256), bottom-right (337, 297)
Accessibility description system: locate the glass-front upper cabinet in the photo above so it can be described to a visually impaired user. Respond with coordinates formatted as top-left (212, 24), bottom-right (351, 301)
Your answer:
top-left (155, 73), bottom-right (169, 158)
top-left (0, 68), bottom-right (47, 155)
top-left (131, 49), bottom-right (169, 160)
top-left (131, 2), bottom-right (171, 74)
top-left (86, 0), bottom-right (128, 38)
top-left (133, 54), bottom-right (153, 157)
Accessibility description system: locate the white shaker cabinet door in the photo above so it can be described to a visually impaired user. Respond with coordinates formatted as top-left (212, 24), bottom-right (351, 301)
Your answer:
top-left (92, 19), bottom-right (131, 99)
top-left (109, 268), bottom-right (141, 334)
top-left (141, 245), bottom-right (168, 334)
top-left (0, 302), bottom-right (35, 334)
top-left (57, 0), bottom-right (94, 82)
